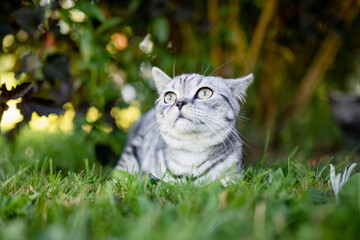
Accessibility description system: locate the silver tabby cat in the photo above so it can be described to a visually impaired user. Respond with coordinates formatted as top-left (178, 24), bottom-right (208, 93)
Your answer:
top-left (116, 67), bottom-right (253, 184)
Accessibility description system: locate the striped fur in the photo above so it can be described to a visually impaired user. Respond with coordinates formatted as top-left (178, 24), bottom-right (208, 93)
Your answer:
top-left (116, 67), bottom-right (253, 185)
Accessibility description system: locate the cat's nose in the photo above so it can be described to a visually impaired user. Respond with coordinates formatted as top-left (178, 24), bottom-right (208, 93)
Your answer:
top-left (176, 100), bottom-right (187, 110)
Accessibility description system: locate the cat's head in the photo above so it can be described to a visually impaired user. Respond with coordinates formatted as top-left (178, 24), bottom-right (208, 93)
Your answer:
top-left (152, 67), bottom-right (253, 149)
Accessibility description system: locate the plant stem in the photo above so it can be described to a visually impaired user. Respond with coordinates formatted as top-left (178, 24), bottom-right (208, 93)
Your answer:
top-left (0, 111), bottom-right (3, 133)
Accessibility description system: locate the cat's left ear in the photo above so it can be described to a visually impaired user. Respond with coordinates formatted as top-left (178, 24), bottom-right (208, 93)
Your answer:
top-left (228, 73), bottom-right (254, 102)
top-left (152, 67), bottom-right (172, 94)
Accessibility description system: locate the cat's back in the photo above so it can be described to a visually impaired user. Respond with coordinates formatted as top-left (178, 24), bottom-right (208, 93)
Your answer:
top-left (117, 108), bottom-right (162, 173)
top-left (125, 108), bottom-right (157, 146)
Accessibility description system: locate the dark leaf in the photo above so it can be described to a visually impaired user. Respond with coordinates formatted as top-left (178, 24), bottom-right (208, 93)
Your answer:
top-left (173, 6), bottom-right (195, 22)
top-left (49, 82), bottom-right (72, 105)
top-left (0, 102), bottom-right (9, 112)
top-left (43, 54), bottom-right (72, 82)
top-left (0, 82), bottom-right (33, 101)
top-left (148, 0), bottom-right (168, 17)
top-left (17, 97), bottom-right (65, 121)
top-left (95, 143), bottom-right (117, 165)
top-left (104, 100), bottom-right (117, 128)
top-left (13, 6), bottom-right (45, 35)
top-left (15, 53), bottom-right (43, 77)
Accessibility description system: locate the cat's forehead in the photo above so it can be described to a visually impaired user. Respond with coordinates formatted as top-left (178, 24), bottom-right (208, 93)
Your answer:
top-left (170, 73), bottom-right (219, 90)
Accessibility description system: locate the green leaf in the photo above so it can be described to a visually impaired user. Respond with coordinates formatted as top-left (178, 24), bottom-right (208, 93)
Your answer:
top-left (339, 173), bottom-right (360, 209)
top-left (128, 0), bottom-right (142, 13)
top-left (306, 188), bottom-right (328, 204)
top-left (76, 2), bottom-right (105, 23)
top-left (273, 168), bottom-right (285, 180)
top-left (78, 29), bottom-right (93, 64)
top-left (151, 17), bottom-right (169, 44)
top-left (95, 17), bottom-right (122, 34)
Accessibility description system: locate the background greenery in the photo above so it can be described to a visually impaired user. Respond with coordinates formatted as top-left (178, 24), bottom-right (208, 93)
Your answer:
top-left (1, 0), bottom-right (360, 169)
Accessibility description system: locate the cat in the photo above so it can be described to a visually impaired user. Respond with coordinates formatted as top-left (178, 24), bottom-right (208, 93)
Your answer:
top-left (115, 67), bottom-right (253, 184)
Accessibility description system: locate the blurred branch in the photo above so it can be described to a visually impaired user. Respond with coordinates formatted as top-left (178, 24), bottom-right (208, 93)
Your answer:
top-left (228, 0), bottom-right (248, 71)
top-left (286, 0), bottom-right (360, 120)
top-left (208, 0), bottom-right (222, 72)
top-left (244, 0), bottom-right (278, 74)
top-left (257, 19), bottom-right (282, 132)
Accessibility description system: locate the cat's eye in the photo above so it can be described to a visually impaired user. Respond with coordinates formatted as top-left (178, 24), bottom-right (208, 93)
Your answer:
top-left (197, 88), bottom-right (213, 100)
top-left (164, 92), bottom-right (177, 104)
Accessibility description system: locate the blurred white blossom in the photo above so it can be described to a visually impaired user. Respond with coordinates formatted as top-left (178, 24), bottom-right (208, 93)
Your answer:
top-left (58, 20), bottom-right (71, 35)
top-left (268, 172), bottom-right (273, 184)
top-left (60, 0), bottom-right (75, 9)
top-left (40, 0), bottom-right (50, 6)
top-left (121, 84), bottom-right (137, 103)
top-left (140, 61), bottom-right (153, 81)
top-left (69, 9), bottom-right (86, 23)
top-left (139, 34), bottom-right (153, 54)
top-left (330, 163), bottom-right (357, 201)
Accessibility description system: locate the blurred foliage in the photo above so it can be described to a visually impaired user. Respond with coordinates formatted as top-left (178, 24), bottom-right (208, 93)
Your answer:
top-left (0, 0), bottom-right (360, 170)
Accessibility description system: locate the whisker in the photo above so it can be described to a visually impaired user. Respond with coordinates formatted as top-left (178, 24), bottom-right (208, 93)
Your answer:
top-left (173, 60), bottom-right (176, 78)
top-left (200, 59), bottom-right (205, 75)
top-left (203, 62), bottom-right (212, 76)
top-left (203, 113), bottom-right (251, 150)
top-left (196, 111), bottom-right (235, 150)
top-left (237, 114), bottom-right (251, 123)
top-left (200, 118), bottom-right (229, 150)
top-left (208, 58), bottom-right (235, 76)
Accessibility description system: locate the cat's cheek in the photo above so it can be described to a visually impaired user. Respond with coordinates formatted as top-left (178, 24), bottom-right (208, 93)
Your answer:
top-left (226, 111), bottom-right (235, 122)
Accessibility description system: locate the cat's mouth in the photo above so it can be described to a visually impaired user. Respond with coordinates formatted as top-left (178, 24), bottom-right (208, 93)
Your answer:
top-left (175, 114), bottom-right (192, 123)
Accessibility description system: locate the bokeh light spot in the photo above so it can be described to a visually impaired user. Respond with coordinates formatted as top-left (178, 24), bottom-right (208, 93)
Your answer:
top-left (0, 56), bottom-right (17, 73)
top-left (28, 103), bottom-right (75, 132)
top-left (3, 34), bottom-right (15, 49)
top-left (121, 84), bottom-right (137, 103)
top-left (59, 103), bottom-right (75, 132)
top-left (25, 147), bottom-right (34, 157)
top-left (111, 33), bottom-right (128, 51)
top-left (81, 124), bottom-right (93, 133)
top-left (86, 106), bottom-right (102, 123)
top-left (29, 113), bottom-right (59, 132)
top-left (111, 101), bottom-right (141, 131)
top-left (1, 99), bottom-right (23, 131)
top-left (16, 30), bottom-right (29, 43)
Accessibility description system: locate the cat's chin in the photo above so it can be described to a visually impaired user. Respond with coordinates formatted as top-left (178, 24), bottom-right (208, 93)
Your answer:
top-left (173, 118), bottom-right (208, 135)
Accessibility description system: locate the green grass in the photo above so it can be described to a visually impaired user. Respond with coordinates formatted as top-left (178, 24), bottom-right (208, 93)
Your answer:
top-left (1, 158), bottom-right (360, 240)
top-left (1, 131), bottom-right (360, 239)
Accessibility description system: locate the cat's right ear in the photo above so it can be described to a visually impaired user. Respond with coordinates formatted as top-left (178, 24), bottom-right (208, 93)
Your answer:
top-left (152, 67), bottom-right (172, 94)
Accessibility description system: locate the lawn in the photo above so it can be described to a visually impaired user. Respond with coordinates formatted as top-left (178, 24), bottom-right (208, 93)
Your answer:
top-left (1, 134), bottom-right (360, 240)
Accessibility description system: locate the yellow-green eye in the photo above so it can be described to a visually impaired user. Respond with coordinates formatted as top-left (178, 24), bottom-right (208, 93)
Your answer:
top-left (164, 92), bottom-right (177, 104)
top-left (197, 88), bottom-right (213, 100)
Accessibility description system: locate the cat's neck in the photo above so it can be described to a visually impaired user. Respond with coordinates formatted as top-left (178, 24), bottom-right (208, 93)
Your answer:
top-left (161, 126), bottom-right (238, 152)
top-left (165, 132), bottom-right (242, 173)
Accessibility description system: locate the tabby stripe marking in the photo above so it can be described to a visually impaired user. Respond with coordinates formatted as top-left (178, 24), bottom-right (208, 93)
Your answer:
top-left (219, 93), bottom-right (236, 117)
